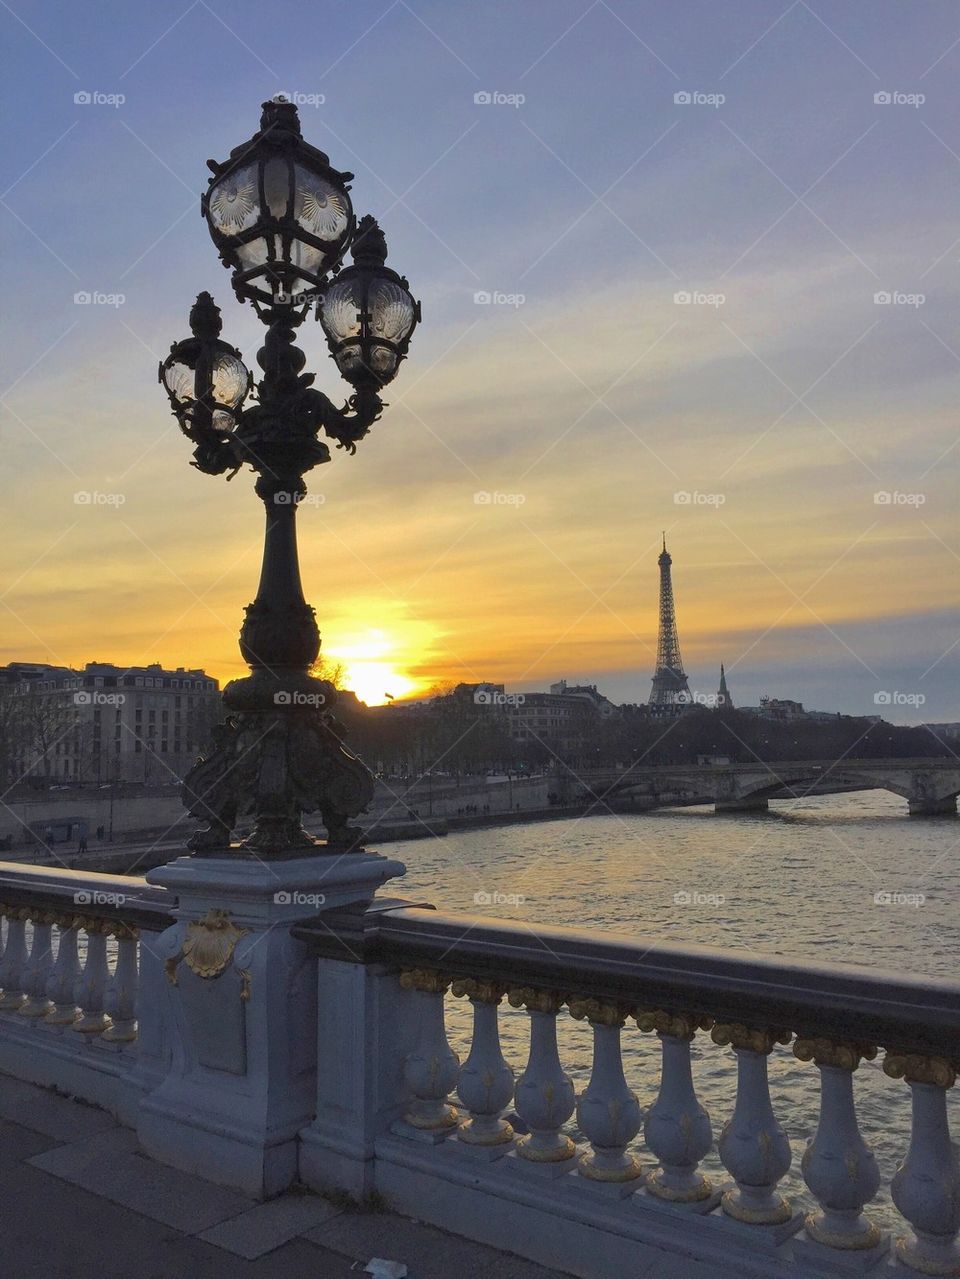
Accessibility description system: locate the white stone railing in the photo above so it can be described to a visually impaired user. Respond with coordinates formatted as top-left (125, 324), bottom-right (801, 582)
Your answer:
top-left (0, 863), bottom-right (172, 1123)
top-left (295, 902), bottom-right (960, 1279)
top-left (0, 856), bottom-right (956, 1279)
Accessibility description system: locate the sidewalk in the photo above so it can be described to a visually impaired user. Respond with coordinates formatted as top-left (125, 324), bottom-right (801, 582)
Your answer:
top-left (0, 1074), bottom-right (574, 1279)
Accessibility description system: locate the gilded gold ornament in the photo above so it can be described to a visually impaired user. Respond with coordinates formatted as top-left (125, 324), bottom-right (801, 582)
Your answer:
top-left (635, 1008), bottom-right (712, 1039)
top-left (450, 977), bottom-right (505, 1004)
top-left (567, 996), bottom-right (630, 1027)
top-left (399, 968), bottom-right (450, 995)
top-left (712, 1022), bottom-right (792, 1054)
top-left (507, 985), bottom-right (565, 1014)
top-left (883, 1052), bottom-right (957, 1089)
top-left (793, 1037), bottom-right (877, 1071)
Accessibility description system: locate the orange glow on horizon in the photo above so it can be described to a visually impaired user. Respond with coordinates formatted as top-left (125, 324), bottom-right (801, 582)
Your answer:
top-left (326, 627), bottom-right (428, 706)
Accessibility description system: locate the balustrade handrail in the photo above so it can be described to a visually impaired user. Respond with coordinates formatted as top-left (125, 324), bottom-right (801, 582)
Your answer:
top-left (0, 861), bottom-right (173, 932)
top-left (294, 899), bottom-right (960, 1058)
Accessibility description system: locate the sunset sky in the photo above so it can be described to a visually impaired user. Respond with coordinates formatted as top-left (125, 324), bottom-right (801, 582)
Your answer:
top-left (1, 2), bottom-right (958, 720)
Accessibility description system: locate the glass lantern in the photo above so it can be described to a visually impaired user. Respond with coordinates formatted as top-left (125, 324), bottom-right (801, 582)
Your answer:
top-left (159, 292), bottom-right (250, 436)
top-left (203, 98), bottom-right (355, 309)
top-left (318, 215), bottom-right (420, 389)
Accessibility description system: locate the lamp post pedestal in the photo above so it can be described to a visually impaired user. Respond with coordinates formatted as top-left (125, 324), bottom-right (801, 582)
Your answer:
top-left (143, 95), bottom-right (420, 1195)
top-left (137, 847), bottom-right (406, 1197)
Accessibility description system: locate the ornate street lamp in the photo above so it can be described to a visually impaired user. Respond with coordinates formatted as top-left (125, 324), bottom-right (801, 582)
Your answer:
top-left (202, 97), bottom-right (354, 312)
top-left (318, 214), bottom-right (420, 391)
top-left (159, 292), bottom-right (251, 476)
top-left (161, 99), bottom-right (420, 856)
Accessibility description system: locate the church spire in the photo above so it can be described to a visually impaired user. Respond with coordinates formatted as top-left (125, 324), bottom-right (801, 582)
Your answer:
top-left (716, 663), bottom-right (733, 709)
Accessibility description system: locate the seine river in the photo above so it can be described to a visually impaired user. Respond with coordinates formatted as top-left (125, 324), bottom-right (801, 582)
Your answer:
top-left (390, 792), bottom-right (959, 1226)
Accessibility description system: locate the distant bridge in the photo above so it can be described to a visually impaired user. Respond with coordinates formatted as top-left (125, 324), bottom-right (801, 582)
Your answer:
top-left (551, 758), bottom-right (960, 817)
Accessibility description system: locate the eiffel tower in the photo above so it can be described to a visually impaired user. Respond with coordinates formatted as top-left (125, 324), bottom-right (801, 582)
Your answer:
top-left (649, 534), bottom-right (691, 710)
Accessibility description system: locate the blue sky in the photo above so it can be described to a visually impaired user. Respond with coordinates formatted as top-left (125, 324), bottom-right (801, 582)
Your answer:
top-left (1, 1), bottom-right (958, 718)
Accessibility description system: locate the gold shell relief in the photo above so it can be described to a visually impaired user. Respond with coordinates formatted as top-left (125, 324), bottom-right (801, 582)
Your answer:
top-left (165, 909), bottom-right (250, 985)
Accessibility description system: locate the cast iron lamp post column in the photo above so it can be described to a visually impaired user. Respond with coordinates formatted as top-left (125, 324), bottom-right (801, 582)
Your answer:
top-left (160, 99), bottom-right (419, 856)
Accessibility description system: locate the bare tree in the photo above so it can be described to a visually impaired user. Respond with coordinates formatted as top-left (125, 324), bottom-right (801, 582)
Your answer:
top-left (17, 688), bottom-right (77, 784)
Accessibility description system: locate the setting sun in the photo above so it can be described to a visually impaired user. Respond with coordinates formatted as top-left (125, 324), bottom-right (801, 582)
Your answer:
top-left (329, 628), bottom-right (423, 706)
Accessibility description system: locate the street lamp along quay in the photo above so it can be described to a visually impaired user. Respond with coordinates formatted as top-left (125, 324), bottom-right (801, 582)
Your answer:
top-left (159, 99), bottom-right (420, 856)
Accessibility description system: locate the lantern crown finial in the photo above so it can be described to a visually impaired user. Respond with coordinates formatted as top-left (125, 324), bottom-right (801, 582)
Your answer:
top-left (260, 97), bottom-right (302, 137)
top-left (351, 215), bottom-right (388, 268)
top-left (190, 291), bottom-right (223, 341)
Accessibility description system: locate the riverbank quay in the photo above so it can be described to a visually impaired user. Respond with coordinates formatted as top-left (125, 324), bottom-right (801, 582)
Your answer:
top-left (0, 803), bottom-right (605, 875)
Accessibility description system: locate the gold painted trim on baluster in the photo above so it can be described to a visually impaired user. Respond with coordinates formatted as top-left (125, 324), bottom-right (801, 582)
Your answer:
top-left (450, 977), bottom-right (505, 1004)
top-left (712, 1022), bottom-right (793, 1054)
top-left (568, 996), bottom-right (642, 1179)
top-left (101, 1020), bottom-right (138, 1043)
top-left (803, 1211), bottom-right (883, 1251)
top-left (794, 1037), bottom-right (877, 1071)
top-left (18, 909), bottom-right (57, 1018)
top-left (508, 985), bottom-right (576, 1162)
top-left (0, 905), bottom-right (28, 1012)
top-left (722, 1189), bottom-right (793, 1225)
top-left (103, 922), bottom-right (140, 941)
top-left (399, 968), bottom-right (450, 995)
top-left (507, 985), bottom-right (566, 1014)
top-left (0, 905), bottom-right (30, 1011)
top-left (567, 996), bottom-right (633, 1027)
top-left (883, 1052), bottom-right (957, 1089)
top-left (578, 1154), bottom-right (644, 1182)
top-left (45, 899), bottom-right (84, 1024)
top-left (635, 1008), bottom-right (714, 1040)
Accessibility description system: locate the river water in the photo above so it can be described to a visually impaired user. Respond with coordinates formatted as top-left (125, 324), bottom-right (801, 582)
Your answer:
top-left (389, 792), bottom-right (959, 1226)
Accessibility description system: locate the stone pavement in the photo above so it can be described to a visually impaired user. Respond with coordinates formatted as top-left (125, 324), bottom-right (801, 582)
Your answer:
top-left (0, 1074), bottom-right (575, 1279)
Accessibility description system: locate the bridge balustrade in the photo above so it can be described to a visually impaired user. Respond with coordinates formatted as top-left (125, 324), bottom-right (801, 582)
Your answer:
top-left (296, 902), bottom-right (960, 1279)
top-left (0, 863), bottom-right (172, 1123)
top-left (0, 859), bottom-right (956, 1277)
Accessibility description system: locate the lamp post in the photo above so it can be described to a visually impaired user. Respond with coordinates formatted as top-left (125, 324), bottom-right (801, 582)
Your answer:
top-left (160, 99), bottom-right (419, 856)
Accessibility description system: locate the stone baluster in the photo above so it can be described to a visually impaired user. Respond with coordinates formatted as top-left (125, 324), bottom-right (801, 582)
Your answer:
top-left (508, 986), bottom-right (576, 1163)
top-left (793, 1037), bottom-right (882, 1251)
top-left (450, 978), bottom-right (515, 1147)
top-left (712, 1022), bottom-right (794, 1224)
top-left (103, 925), bottom-right (139, 1043)
top-left (19, 911), bottom-right (55, 1018)
top-left (399, 968), bottom-right (460, 1132)
top-left (638, 1009), bottom-right (715, 1203)
top-left (0, 907), bottom-right (29, 1010)
top-left (568, 997), bottom-right (642, 1184)
top-left (884, 1052), bottom-right (960, 1276)
top-left (44, 916), bottom-right (82, 1025)
top-left (72, 919), bottom-right (112, 1035)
